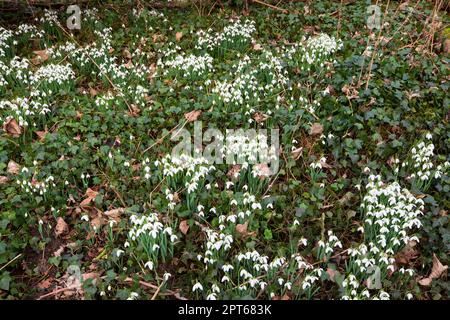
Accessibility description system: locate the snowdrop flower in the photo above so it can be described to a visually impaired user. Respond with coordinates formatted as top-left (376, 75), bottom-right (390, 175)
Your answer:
top-left (116, 249), bottom-right (124, 257)
top-left (192, 282), bottom-right (203, 292)
top-left (222, 264), bottom-right (234, 272)
top-left (144, 261), bottom-right (154, 270)
top-left (207, 293), bottom-right (217, 300)
top-left (127, 292), bottom-right (139, 300)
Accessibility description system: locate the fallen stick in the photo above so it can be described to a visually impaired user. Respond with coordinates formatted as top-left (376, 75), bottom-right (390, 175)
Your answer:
top-left (251, 0), bottom-right (288, 14)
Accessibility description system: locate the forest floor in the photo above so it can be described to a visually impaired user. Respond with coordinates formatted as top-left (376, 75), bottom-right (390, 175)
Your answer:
top-left (0, 1), bottom-right (449, 300)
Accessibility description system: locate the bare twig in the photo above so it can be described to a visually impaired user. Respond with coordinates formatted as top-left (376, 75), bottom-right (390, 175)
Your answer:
top-left (251, 0), bottom-right (288, 14)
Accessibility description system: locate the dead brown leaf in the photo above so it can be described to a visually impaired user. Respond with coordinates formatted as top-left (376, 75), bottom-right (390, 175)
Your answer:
top-left (82, 272), bottom-right (100, 285)
top-left (35, 130), bottom-right (48, 141)
top-left (227, 165), bottom-right (241, 180)
top-left (103, 208), bottom-right (125, 222)
top-left (89, 88), bottom-right (98, 97)
top-left (0, 176), bottom-right (9, 184)
top-left (37, 278), bottom-right (53, 290)
top-left (253, 43), bottom-right (262, 51)
top-left (395, 241), bottom-right (419, 265)
top-left (310, 123), bottom-right (323, 136)
top-left (124, 60), bottom-right (134, 69)
top-left (128, 104), bottom-right (140, 117)
top-left (418, 254), bottom-right (448, 286)
top-left (3, 117), bottom-right (22, 137)
top-left (253, 112), bottom-right (269, 123)
top-left (90, 215), bottom-right (105, 229)
top-left (7, 160), bottom-right (20, 175)
top-left (55, 217), bottom-right (69, 237)
top-left (236, 221), bottom-right (256, 238)
top-left (175, 31), bottom-right (183, 42)
top-left (123, 49), bottom-right (132, 59)
top-left (53, 244), bottom-right (66, 257)
top-left (291, 147), bottom-right (303, 160)
top-left (254, 163), bottom-right (271, 178)
top-left (80, 188), bottom-right (99, 207)
top-left (184, 110), bottom-right (202, 122)
top-left (326, 268), bottom-right (337, 282)
top-left (179, 220), bottom-right (189, 235)
top-left (31, 49), bottom-right (49, 65)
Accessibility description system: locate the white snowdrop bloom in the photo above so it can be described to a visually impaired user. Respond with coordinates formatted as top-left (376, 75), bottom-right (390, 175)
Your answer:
top-left (163, 273), bottom-right (171, 281)
top-left (222, 264), bottom-right (234, 272)
top-left (221, 276), bottom-right (230, 283)
top-left (81, 214), bottom-right (89, 222)
top-left (116, 249), bottom-right (124, 257)
top-left (379, 291), bottom-right (390, 300)
top-left (211, 284), bottom-right (220, 293)
top-left (144, 261), bottom-right (154, 270)
top-left (226, 181), bottom-right (234, 189)
top-left (127, 292), bottom-right (139, 300)
top-left (206, 293), bottom-right (217, 300)
top-left (192, 282), bottom-right (203, 292)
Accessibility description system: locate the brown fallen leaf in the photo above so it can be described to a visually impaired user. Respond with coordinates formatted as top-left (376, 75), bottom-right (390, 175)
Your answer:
top-left (90, 215), bottom-right (104, 229)
top-left (37, 278), bottom-right (53, 290)
top-left (89, 88), bottom-right (98, 97)
top-left (35, 130), bottom-right (48, 141)
top-left (123, 48), bottom-right (132, 59)
top-left (253, 43), bottom-right (262, 51)
top-left (124, 60), bottom-right (134, 69)
top-left (53, 244), bottom-right (66, 257)
top-left (179, 220), bottom-right (189, 235)
top-left (128, 104), bottom-right (140, 117)
top-left (291, 147), bottom-right (303, 160)
top-left (7, 160), bottom-right (20, 175)
top-left (175, 31), bottom-right (183, 42)
top-left (55, 217), bottom-right (69, 237)
top-left (184, 110), bottom-right (202, 122)
top-left (418, 254), bottom-right (448, 286)
top-left (253, 112), bottom-right (269, 123)
top-left (103, 207), bottom-right (126, 222)
top-left (310, 123), bottom-right (323, 136)
top-left (227, 165), bottom-right (241, 180)
top-left (254, 163), bottom-right (272, 178)
top-left (80, 188), bottom-right (99, 207)
top-left (395, 241), bottom-right (419, 265)
top-left (273, 294), bottom-right (290, 300)
top-left (236, 221), bottom-right (248, 236)
top-left (3, 117), bottom-right (22, 137)
top-left (31, 49), bottom-right (49, 65)
top-left (82, 272), bottom-right (100, 285)
top-left (444, 39), bottom-right (450, 54)
top-left (326, 268), bottom-right (337, 282)
top-left (0, 176), bottom-right (9, 184)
